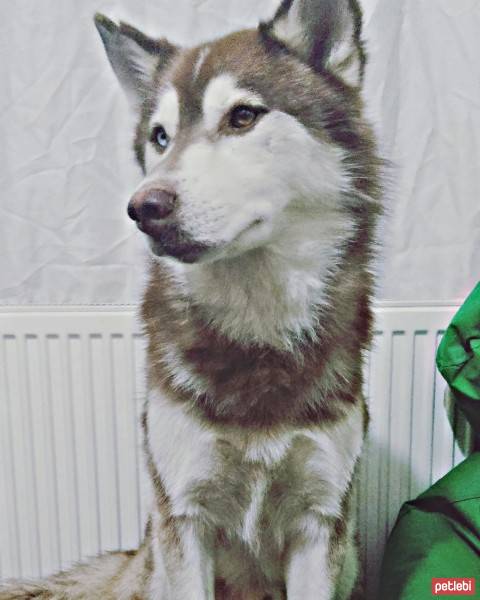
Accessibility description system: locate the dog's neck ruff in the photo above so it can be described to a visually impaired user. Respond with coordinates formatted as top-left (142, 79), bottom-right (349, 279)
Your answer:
top-left (163, 235), bottom-right (341, 351)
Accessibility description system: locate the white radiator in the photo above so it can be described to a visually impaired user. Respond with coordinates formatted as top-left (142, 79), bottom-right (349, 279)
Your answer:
top-left (0, 304), bottom-right (463, 595)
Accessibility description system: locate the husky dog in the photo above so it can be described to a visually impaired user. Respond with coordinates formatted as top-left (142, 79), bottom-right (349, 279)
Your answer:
top-left (0, 0), bottom-right (382, 598)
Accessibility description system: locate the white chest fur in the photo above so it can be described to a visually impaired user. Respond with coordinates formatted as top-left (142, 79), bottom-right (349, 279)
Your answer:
top-left (147, 391), bottom-right (363, 557)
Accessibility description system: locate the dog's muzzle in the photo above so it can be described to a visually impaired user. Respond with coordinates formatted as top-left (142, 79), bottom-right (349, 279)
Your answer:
top-left (127, 188), bottom-right (209, 263)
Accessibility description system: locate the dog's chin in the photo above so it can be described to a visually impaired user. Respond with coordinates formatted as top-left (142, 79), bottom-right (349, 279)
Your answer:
top-left (148, 238), bottom-right (210, 264)
top-left (145, 218), bottom-right (272, 265)
top-left (139, 221), bottom-right (211, 264)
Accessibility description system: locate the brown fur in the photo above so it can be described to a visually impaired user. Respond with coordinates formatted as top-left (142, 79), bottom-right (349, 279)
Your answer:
top-left (142, 242), bottom-right (375, 430)
top-left (1, 2), bottom-right (382, 598)
top-left (139, 31), bottom-right (382, 429)
top-left (0, 549), bottom-right (149, 600)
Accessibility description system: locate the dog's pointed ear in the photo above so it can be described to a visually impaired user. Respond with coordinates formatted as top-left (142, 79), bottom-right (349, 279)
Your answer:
top-left (262, 0), bottom-right (365, 87)
top-left (94, 13), bottom-right (178, 108)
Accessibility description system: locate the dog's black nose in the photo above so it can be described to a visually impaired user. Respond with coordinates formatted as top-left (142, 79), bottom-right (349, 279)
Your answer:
top-left (128, 188), bottom-right (177, 223)
top-left (127, 201), bottom-right (139, 222)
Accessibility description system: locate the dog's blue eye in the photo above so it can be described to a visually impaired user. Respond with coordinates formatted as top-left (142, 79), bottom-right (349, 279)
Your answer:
top-left (150, 125), bottom-right (170, 152)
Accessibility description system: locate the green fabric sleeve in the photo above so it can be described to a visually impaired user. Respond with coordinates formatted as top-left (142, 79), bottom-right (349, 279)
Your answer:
top-left (377, 453), bottom-right (480, 600)
top-left (379, 286), bottom-right (480, 599)
top-left (437, 282), bottom-right (480, 437)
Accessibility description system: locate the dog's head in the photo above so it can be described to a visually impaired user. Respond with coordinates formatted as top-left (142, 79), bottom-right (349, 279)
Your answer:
top-left (95, 0), bottom-right (373, 264)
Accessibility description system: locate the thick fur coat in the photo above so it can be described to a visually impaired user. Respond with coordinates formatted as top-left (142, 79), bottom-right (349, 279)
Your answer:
top-left (0, 0), bottom-right (383, 598)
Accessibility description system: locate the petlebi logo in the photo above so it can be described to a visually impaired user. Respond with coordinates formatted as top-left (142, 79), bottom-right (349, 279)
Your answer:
top-left (432, 578), bottom-right (476, 596)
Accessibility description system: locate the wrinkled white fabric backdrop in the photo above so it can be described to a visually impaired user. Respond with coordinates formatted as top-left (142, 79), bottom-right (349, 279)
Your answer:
top-left (0, 0), bottom-right (478, 306)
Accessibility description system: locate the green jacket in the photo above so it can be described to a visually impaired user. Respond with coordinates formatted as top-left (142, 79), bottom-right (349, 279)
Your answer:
top-left (378, 283), bottom-right (480, 599)
top-left (437, 283), bottom-right (480, 448)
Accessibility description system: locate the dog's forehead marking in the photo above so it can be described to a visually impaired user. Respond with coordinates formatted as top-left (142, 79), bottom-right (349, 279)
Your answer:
top-left (202, 74), bottom-right (264, 132)
top-left (151, 85), bottom-right (180, 137)
top-left (193, 46), bottom-right (211, 81)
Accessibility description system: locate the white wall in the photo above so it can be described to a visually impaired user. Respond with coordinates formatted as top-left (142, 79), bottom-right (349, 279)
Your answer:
top-left (363, 0), bottom-right (480, 303)
top-left (1, 0), bottom-right (479, 306)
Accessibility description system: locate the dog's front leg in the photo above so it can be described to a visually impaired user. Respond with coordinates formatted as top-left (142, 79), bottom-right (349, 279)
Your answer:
top-left (157, 518), bottom-right (215, 600)
top-left (175, 519), bottom-right (214, 600)
top-left (286, 519), bottom-right (338, 600)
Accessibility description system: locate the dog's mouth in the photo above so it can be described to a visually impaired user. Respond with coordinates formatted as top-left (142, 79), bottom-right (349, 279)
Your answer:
top-left (137, 217), bottom-right (267, 264)
top-left (137, 221), bottom-right (210, 264)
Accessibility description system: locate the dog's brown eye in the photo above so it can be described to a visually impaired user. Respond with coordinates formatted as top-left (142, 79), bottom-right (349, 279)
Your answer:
top-left (150, 125), bottom-right (170, 152)
top-left (229, 106), bottom-right (260, 129)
